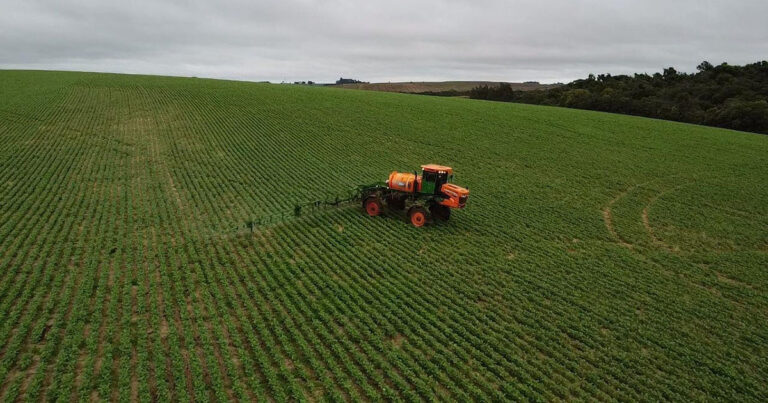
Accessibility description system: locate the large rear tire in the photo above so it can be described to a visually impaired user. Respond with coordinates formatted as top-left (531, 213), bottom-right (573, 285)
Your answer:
top-left (430, 204), bottom-right (451, 221)
top-left (408, 206), bottom-right (427, 227)
top-left (363, 196), bottom-right (382, 217)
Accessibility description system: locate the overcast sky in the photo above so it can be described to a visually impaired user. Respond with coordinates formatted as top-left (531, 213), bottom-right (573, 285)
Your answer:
top-left (2, 0), bottom-right (767, 83)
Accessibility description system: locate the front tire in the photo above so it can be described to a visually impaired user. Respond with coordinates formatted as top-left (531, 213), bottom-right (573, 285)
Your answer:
top-left (408, 206), bottom-right (427, 227)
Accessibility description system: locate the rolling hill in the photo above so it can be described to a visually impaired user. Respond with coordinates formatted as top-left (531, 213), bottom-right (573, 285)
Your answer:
top-left (0, 70), bottom-right (766, 401)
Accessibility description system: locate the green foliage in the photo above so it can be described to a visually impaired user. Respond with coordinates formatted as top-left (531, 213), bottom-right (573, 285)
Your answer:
top-left (0, 70), bottom-right (767, 400)
top-left (470, 61), bottom-right (768, 134)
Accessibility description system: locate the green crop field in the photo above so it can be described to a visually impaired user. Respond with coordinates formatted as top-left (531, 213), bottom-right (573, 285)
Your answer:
top-left (0, 70), bottom-right (767, 401)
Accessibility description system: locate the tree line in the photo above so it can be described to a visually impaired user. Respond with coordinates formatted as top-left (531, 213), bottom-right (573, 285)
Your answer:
top-left (469, 61), bottom-right (768, 134)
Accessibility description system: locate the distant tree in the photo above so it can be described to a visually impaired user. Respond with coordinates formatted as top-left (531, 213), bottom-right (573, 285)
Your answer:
top-left (708, 99), bottom-right (768, 132)
top-left (563, 89), bottom-right (591, 108)
top-left (697, 61), bottom-right (714, 72)
top-left (468, 61), bottom-right (768, 134)
top-left (663, 67), bottom-right (678, 78)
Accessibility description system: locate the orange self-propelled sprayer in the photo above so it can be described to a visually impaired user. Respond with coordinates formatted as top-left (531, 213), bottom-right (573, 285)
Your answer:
top-left (361, 164), bottom-right (469, 227)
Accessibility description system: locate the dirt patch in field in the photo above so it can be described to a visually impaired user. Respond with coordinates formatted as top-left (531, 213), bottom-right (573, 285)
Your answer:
top-left (73, 341), bottom-right (89, 390)
top-left (16, 355), bottom-right (42, 398)
top-left (130, 285), bottom-right (139, 322)
top-left (567, 239), bottom-right (581, 254)
top-left (389, 334), bottom-right (406, 348)
top-left (179, 348), bottom-right (193, 396)
top-left (159, 317), bottom-right (170, 338)
top-left (130, 348), bottom-right (139, 402)
top-left (435, 383), bottom-right (450, 399)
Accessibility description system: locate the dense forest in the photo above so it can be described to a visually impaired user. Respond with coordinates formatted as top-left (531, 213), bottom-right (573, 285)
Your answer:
top-left (469, 61), bottom-right (768, 134)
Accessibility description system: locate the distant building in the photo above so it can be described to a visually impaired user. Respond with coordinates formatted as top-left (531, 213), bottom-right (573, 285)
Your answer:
top-left (336, 77), bottom-right (367, 85)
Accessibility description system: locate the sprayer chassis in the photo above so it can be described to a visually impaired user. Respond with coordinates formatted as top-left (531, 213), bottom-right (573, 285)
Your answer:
top-left (360, 186), bottom-right (453, 227)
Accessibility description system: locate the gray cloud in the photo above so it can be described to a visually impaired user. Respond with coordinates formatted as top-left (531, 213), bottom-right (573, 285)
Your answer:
top-left (2, 0), bottom-right (767, 83)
